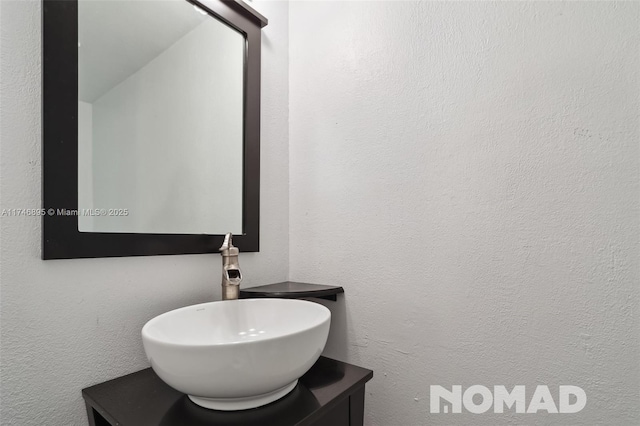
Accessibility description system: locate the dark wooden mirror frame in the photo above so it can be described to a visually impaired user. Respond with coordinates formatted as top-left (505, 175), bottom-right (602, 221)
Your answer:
top-left (42, 0), bottom-right (267, 260)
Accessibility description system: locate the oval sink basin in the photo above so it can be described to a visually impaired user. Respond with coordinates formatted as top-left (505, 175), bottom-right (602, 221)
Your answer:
top-left (141, 298), bottom-right (331, 410)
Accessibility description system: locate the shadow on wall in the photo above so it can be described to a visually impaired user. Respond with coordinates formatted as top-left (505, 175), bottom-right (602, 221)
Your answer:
top-left (313, 297), bottom-right (365, 366)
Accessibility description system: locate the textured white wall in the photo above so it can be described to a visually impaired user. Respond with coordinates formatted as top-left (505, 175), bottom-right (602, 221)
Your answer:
top-left (290, 1), bottom-right (639, 425)
top-left (0, 0), bottom-right (288, 424)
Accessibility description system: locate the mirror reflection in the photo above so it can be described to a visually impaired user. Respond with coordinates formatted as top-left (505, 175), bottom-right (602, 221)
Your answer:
top-left (77, 0), bottom-right (244, 234)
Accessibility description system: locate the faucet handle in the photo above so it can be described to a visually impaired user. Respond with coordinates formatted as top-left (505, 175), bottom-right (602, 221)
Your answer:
top-left (220, 233), bottom-right (233, 251)
top-left (219, 233), bottom-right (239, 256)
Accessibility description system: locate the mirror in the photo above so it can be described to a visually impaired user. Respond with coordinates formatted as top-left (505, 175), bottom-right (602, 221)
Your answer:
top-left (42, 0), bottom-right (267, 259)
top-left (77, 0), bottom-right (244, 234)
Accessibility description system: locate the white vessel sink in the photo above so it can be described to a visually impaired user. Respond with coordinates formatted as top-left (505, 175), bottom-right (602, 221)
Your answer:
top-left (141, 298), bottom-right (331, 411)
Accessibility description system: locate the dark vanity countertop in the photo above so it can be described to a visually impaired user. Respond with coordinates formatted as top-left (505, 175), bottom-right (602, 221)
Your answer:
top-left (82, 357), bottom-right (372, 426)
top-left (239, 282), bottom-right (344, 301)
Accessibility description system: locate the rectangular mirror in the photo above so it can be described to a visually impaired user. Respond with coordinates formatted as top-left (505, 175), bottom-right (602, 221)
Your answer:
top-left (78, 0), bottom-right (244, 234)
top-left (42, 0), bottom-right (267, 259)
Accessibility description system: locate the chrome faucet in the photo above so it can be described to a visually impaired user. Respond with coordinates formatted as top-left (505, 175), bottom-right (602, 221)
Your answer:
top-left (220, 233), bottom-right (242, 300)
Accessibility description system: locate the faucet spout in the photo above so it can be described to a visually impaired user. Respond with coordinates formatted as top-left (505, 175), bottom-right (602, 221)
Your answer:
top-left (220, 233), bottom-right (242, 300)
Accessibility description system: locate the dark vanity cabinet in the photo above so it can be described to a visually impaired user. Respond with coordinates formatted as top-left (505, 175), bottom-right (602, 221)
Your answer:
top-left (82, 357), bottom-right (373, 426)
